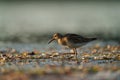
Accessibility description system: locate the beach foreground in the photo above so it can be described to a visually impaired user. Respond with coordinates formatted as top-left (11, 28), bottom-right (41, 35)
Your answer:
top-left (0, 45), bottom-right (120, 80)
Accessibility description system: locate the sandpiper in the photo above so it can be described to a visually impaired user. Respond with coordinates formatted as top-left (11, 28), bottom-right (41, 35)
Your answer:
top-left (48, 33), bottom-right (97, 59)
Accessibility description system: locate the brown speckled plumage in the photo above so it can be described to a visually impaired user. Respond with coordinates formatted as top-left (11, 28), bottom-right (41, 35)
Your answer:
top-left (48, 33), bottom-right (97, 59)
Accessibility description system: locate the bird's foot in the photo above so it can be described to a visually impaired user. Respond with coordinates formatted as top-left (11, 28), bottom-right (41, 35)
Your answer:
top-left (76, 59), bottom-right (81, 65)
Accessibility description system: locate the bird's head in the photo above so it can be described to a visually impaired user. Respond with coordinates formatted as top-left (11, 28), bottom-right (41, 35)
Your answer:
top-left (48, 33), bottom-right (62, 44)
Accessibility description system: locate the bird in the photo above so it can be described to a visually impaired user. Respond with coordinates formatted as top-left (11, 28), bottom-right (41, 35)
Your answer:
top-left (48, 33), bottom-right (97, 59)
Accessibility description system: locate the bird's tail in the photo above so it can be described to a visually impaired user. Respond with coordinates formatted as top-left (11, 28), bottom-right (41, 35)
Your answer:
top-left (91, 38), bottom-right (97, 40)
top-left (88, 37), bottom-right (97, 41)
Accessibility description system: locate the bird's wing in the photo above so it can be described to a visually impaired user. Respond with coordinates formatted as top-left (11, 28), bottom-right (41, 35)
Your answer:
top-left (65, 33), bottom-right (96, 43)
top-left (64, 33), bottom-right (84, 38)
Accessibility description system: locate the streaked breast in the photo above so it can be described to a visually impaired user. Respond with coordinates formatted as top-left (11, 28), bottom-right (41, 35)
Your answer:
top-left (57, 38), bottom-right (67, 46)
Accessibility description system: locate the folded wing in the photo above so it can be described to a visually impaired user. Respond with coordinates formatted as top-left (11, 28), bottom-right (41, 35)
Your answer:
top-left (64, 33), bottom-right (97, 43)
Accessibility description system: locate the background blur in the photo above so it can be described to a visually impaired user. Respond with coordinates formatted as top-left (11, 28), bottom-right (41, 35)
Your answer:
top-left (0, 1), bottom-right (120, 51)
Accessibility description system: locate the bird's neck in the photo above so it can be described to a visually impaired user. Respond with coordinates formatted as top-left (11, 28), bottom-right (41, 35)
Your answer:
top-left (57, 38), bottom-right (63, 45)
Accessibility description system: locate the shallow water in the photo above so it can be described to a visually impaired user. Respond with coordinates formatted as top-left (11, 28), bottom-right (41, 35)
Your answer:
top-left (0, 40), bottom-right (119, 52)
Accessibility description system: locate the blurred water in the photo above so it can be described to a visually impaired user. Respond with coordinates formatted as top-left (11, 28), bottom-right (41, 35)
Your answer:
top-left (0, 2), bottom-right (120, 41)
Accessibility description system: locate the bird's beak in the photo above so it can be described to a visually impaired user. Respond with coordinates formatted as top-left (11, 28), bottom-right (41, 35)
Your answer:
top-left (48, 38), bottom-right (55, 44)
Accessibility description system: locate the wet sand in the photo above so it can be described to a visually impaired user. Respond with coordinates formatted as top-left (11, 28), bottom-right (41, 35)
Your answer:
top-left (0, 45), bottom-right (120, 80)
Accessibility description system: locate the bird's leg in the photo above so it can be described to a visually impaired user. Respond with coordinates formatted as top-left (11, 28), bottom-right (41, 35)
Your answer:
top-left (73, 48), bottom-right (80, 64)
top-left (73, 48), bottom-right (77, 59)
